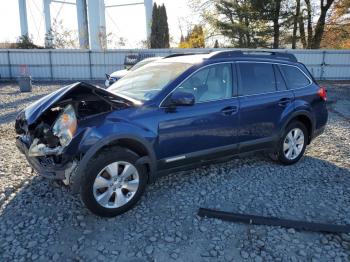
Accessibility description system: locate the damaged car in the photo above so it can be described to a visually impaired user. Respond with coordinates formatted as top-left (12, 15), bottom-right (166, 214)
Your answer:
top-left (15, 51), bottom-right (328, 217)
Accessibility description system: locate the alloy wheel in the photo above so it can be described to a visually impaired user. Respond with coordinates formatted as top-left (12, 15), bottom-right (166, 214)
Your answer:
top-left (92, 161), bottom-right (140, 209)
top-left (283, 128), bottom-right (305, 160)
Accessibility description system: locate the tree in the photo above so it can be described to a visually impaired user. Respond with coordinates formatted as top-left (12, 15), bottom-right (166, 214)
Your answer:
top-left (179, 25), bottom-right (205, 48)
top-left (321, 0), bottom-right (350, 48)
top-left (311, 0), bottom-right (336, 48)
top-left (150, 3), bottom-right (170, 48)
top-left (251, 0), bottom-right (286, 48)
top-left (214, 39), bottom-right (220, 48)
top-left (16, 35), bottom-right (42, 49)
top-left (160, 4), bottom-right (170, 48)
top-left (292, 0), bottom-right (301, 48)
top-left (191, 0), bottom-right (341, 49)
top-left (51, 19), bottom-right (79, 49)
top-left (207, 0), bottom-right (271, 48)
top-left (298, 0), bottom-right (336, 48)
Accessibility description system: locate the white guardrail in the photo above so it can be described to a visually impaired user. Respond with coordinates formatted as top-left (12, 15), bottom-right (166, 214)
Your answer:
top-left (0, 48), bottom-right (350, 81)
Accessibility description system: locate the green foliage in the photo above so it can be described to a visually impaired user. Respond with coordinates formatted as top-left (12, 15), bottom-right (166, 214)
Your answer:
top-left (16, 35), bottom-right (41, 49)
top-left (150, 3), bottom-right (170, 48)
top-left (209, 0), bottom-right (271, 48)
top-left (179, 25), bottom-right (205, 48)
top-left (193, 0), bottom-right (338, 49)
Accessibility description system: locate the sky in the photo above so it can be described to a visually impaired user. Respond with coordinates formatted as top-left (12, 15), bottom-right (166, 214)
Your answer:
top-left (0, 0), bottom-right (200, 48)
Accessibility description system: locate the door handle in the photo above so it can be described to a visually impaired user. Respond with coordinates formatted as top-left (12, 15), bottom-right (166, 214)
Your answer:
top-left (278, 98), bottom-right (292, 107)
top-left (221, 106), bottom-right (238, 116)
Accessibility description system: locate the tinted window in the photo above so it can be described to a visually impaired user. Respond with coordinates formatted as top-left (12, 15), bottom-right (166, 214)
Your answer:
top-left (238, 63), bottom-right (276, 95)
top-left (178, 63), bottom-right (233, 103)
top-left (274, 65), bottom-right (287, 91)
top-left (279, 65), bottom-right (310, 89)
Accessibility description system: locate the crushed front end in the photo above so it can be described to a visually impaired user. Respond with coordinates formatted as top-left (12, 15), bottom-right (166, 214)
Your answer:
top-left (15, 82), bottom-right (131, 187)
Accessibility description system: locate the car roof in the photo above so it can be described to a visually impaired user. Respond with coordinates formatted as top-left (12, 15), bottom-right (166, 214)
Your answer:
top-left (161, 54), bottom-right (211, 64)
top-left (161, 51), bottom-right (298, 65)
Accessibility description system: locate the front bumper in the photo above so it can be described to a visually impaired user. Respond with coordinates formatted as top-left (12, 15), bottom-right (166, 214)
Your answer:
top-left (16, 136), bottom-right (72, 180)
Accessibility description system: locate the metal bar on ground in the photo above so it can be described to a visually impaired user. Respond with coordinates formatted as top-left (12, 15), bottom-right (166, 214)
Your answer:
top-left (198, 208), bottom-right (350, 234)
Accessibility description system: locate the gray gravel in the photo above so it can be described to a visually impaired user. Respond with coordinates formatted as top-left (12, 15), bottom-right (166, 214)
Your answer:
top-left (0, 81), bottom-right (349, 261)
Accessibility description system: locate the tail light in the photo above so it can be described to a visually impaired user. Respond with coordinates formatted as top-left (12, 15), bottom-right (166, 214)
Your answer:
top-left (318, 86), bottom-right (327, 101)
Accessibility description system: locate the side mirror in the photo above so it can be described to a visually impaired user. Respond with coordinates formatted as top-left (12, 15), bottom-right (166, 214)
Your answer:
top-left (170, 91), bottom-right (195, 106)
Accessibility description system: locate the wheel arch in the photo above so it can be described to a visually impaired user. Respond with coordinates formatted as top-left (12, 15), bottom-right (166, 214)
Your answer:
top-left (72, 134), bottom-right (157, 193)
top-left (282, 111), bottom-right (315, 144)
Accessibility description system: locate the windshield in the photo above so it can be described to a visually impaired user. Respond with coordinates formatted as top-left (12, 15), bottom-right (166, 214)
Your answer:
top-left (129, 58), bottom-right (157, 71)
top-left (108, 62), bottom-right (192, 101)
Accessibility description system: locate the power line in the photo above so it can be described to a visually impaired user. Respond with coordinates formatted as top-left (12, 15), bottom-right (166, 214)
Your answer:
top-left (105, 8), bottom-right (132, 46)
top-left (27, 0), bottom-right (41, 42)
top-left (31, 0), bottom-right (44, 42)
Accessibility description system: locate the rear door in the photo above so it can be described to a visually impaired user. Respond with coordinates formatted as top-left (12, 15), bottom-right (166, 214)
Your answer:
top-left (237, 62), bottom-right (294, 152)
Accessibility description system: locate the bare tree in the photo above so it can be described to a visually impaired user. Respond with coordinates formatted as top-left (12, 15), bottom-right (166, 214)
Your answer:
top-left (311, 0), bottom-right (336, 48)
top-left (51, 19), bottom-right (79, 49)
top-left (292, 0), bottom-right (301, 48)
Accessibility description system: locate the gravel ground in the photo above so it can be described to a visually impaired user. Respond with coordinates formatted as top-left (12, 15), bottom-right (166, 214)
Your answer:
top-left (0, 81), bottom-right (349, 262)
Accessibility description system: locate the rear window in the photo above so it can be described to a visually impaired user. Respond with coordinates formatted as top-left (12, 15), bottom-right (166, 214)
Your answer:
top-left (279, 65), bottom-right (311, 89)
top-left (238, 63), bottom-right (276, 95)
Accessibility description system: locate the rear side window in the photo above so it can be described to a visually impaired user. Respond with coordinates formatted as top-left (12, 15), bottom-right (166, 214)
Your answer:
top-left (238, 63), bottom-right (276, 95)
top-left (279, 65), bottom-right (311, 89)
top-left (274, 65), bottom-right (287, 91)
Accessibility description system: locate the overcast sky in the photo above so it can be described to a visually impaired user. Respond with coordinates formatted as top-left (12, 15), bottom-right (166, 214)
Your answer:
top-left (0, 0), bottom-right (200, 48)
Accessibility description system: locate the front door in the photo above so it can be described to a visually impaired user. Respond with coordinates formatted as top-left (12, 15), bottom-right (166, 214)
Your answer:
top-left (157, 63), bottom-right (240, 167)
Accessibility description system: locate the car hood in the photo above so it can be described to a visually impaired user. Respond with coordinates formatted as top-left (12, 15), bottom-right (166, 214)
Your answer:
top-left (23, 82), bottom-right (132, 125)
top-left (110, 69), bottom-right (128, 79)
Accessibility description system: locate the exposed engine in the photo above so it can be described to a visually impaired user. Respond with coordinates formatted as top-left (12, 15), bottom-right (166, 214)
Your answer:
top-left (15, 83), bottom-right (131, 158)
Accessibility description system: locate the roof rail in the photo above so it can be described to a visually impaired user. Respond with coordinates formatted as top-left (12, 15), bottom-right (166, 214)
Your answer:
top-left (164, 52), bottom-right (209, 59)
top-left (209, 50), bottom-right (297, 62)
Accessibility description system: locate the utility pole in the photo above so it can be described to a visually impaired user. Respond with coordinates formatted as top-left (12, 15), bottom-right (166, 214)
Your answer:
top-left (76, 0), bottom-right (89, 49)
top-left (86, 0), bottom-right (106, 49)
top-left (18, 0), bottom-right (29, 37)
top-left (144, 0), bottom-right (153, 40)
top-left (43, 0), bottom-right (53, 48)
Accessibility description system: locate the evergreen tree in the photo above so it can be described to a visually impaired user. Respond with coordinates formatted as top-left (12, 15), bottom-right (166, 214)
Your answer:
top-left (214, 39), bottom-right (219, 48)
top-left (160, 4), bottom-right (170, 48)
top-left (150, 3), bottom-right (160, 48)
top-left (150, 3), bottom-right (170, 48)
top-left (209, 0), bottom-right (271, 48)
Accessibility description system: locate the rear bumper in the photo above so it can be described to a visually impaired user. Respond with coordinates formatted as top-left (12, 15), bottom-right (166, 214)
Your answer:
top-left (312, 125), bottom-right (326, 141)
top-left (16, 137), bottom-right (72, 180)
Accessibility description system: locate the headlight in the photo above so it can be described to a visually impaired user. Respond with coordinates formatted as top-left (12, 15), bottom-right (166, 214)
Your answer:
top-left (52, 104), bottom-right (77, 147)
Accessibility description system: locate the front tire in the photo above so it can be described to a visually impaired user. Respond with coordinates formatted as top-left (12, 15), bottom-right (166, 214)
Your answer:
top-left (273, 121), bottom-right (308, 165)
top-left (81, 146), bottom-right (147, 217)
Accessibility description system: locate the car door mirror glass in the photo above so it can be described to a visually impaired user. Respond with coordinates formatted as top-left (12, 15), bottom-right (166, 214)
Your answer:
top-left (170, 91), bottom-right (195, 106)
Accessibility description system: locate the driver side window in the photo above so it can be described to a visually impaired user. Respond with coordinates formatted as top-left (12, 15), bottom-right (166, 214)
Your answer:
top-left (177, 63), bottom-right (233, 103)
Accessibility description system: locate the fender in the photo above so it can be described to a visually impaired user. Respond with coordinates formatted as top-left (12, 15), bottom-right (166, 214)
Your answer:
top-left (71, 133), bottom-right (157, 193)
top-left (280, 110), bottom-right (315, 140)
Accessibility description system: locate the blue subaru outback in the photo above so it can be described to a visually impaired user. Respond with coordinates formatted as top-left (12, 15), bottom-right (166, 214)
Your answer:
top-left (15, 51), bottom-right (328, 217)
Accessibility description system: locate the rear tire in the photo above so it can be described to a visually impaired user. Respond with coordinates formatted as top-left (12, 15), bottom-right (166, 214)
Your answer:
top-left (271, 121), bottom-right (308, 165)
top-left (81, 146), bottom-right (147, 217)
